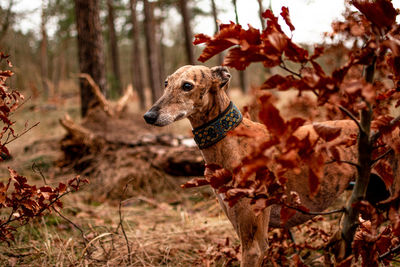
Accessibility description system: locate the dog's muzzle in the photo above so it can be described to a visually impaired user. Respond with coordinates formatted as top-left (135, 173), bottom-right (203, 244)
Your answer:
top-left (143, 111), bottom-right (158, 125)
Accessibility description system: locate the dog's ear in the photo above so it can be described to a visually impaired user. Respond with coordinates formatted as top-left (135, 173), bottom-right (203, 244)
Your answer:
top-left (211, 66), bottom-right (231, 89)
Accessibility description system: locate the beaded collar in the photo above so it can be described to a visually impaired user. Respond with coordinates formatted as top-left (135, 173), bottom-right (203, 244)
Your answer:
top-left (192, 101), bottom-right (243, 149)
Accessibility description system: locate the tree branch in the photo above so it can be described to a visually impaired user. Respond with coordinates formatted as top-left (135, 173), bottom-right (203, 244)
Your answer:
top-left (53, 207), bottom-right (89, 245)
top-left (341, 56), bottom-right (376, 257)
top-left (370, 148), bottom-right (393, 167)
top-left (78, 73), bottom-right (114, 116)
top-left (379, 244), bottom-right (400, 261)
top-left (325, 159), bottom-right (360, 169)
top-left (279, 62), bottom-right (302, 78)
top-left (339, 105), bottom-right (362, 131)
top-left (283, 203), bottom-right (346, 216)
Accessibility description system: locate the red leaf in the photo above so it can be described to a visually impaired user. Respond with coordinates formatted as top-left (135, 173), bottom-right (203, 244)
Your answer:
top-left (0, 70), bottom-right (13, 78)
top-left (313, 123), bottom-right (342, 142)
top-left (258, 95), bottom-right (286, 136)
top-left (58, 183), bottom-right (67, 194)
top-left (195, 22), bottom-right (242, 62)
top-left (204, 164), bottom-right (232, 189)
top-left (336, 256), bottom-right (354, 267)
top-left (352, 0), bottom-right (397, 29)
top-left (310, 45), bottom-right (325, 60)
top-left (223, 47), bottom-right (262, 70)
top-left (181, 177), bottom-right (209, 188)
top-left (280, 204), bottom-right (296, 226)
top-left (284, 42), bottom-right (309, 62)
top-left (280, 7), bottom-right (295, 31)
top-left (261, 74), bottom-right (287, 89)
top-left (39, 186), bottom-right (54, 193)
top-left (374, 160), bottom-right (394, 189)
top-left (267, 32), bottom-right (288, 52)
top-left (261, 9), bottom-right (283, 33)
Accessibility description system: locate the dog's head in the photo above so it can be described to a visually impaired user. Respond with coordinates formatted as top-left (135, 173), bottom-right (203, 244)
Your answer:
top-left (143, 65), bottom-right (231, 126)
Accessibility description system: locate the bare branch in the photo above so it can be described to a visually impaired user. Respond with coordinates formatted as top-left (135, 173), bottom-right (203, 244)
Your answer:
top-left (379, 244), bottom-right (400, 261)
top-left (325, 159), bottom-right (360, 169)
top-left (115, 84), bottom-right (134, 116)
top-left (78, 73), bottom-right (114, 116)
top-left (32, 162), bottom-right (47, 185)
top-left (53, 207), bottom-right (89, 245)
top-left (4, 122), bottom-right (40, 146)
top-left (118, 183), bottom-right (132, 265)
top-left (339, 105), bottom-right (362, 131)
top-left (279, 62), bottom-right (302, 78)
top-left (283, 203), bottom-right (346, 216)
top-left (371, 148), bottom-right (393, 167)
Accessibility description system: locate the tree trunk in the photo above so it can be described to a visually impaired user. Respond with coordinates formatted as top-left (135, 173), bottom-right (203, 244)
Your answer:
top-left (143, 0), bottom-right (162, 103)
top-left (341, 58), bottom-right (376, 257)
top-left (74, 0), bottom-right (107, 117)
top-left (157, 5), bottom-right (166, 86)
top-left (129, 0), bottom-right (146, 110)
top-left (0, 1), bottom-right (13, 43)
top-left (210, 0), bottom-right (223, 65)
top-left (256, 0), bottom-right (265, 29)
top-left (107, 0), bottom-right (122, 96)
top-left (232, 0), bottom-right (247, 93)
top-left (179, 0), bottom-right (195, 65)
top-left (40, 0), bottom-right (50, 100)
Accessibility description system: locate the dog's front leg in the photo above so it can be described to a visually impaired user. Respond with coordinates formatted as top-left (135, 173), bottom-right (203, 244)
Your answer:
top-left (219, 197), bottom-right (270, 267)
top-left (239, 206), bottom-right (270, 267)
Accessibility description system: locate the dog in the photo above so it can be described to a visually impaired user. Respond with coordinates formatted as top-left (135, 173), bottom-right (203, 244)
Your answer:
top-left (144, 65), bottom-right (400, 266)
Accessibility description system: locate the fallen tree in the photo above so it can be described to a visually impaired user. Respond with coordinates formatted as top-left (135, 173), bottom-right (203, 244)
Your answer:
top-left (59, 74), bottom-right (204, 200)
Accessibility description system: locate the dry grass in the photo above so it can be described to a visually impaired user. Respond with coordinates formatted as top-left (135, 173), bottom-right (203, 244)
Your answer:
top-left (0, 189), bottom-right (239, 266)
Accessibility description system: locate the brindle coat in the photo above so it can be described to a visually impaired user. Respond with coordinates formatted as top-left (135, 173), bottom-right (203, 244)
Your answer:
top-left (144, 65), bottom-right (400, 267)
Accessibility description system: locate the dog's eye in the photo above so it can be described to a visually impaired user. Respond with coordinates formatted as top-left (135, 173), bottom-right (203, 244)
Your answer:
top-left (182, 82), bottom-right (193, 91)
top-left (164, 81), bottom-right (168, 88)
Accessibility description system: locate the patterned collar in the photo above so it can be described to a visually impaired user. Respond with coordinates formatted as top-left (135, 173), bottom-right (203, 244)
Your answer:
top-left (192, 101), bottom-right (243, 149)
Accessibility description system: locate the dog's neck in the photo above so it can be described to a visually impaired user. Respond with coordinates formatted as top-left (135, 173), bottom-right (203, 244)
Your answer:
top-left (188, 90), bottom-right (231, 129)
top-left (187, 90), bottom-right (244, 169)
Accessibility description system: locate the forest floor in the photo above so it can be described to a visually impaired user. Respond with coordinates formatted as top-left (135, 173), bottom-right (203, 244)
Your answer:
top-left (0, 88), bottom-right (346, 266)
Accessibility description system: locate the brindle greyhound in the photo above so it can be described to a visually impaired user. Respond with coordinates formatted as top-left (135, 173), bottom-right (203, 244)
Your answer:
top-left (144, 65), bottom-right (400, 266)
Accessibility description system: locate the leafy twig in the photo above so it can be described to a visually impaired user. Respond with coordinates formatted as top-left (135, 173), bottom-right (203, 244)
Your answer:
top-left (4, 121), bottom-right (40, 146)
top-left (279, 61), bottom-right (302, 78)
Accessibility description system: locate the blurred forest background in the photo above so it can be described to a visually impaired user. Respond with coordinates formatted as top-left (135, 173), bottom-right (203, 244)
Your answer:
top-left (2, 0), bottom-right (395, 266)
top-left (0, 0), bottom-right (269, 111)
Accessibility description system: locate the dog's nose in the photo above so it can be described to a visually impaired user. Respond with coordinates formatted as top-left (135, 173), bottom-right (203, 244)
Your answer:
top-left (143, 111), bottom-right (158, 124)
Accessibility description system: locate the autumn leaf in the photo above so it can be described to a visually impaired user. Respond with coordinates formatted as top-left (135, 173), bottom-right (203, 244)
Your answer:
top-left (181, 177), bottom-right (209, 188)
top-left (313, 123), bottom-right (342, 142)
top-left (204, 164), bottom-right (232, 189)
top-left (373, 160), bottom-right (394, 189)
top-left (280, 204), bottom-right (296, 226)
top-left (280, 7), bottom-right (295, 31)
top-left (336, 256), bottom-right (354, 267)
top-left (352, 0), bottom-right (397, 29)
top-left (258, 95), bottom-right (286, 136)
